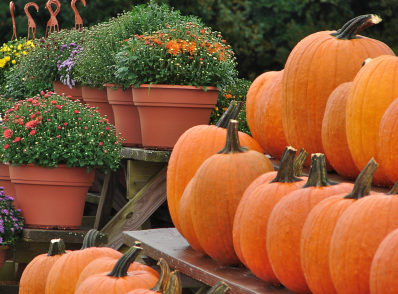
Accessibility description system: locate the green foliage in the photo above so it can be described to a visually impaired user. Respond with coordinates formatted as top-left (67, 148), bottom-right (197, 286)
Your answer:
top-left (1, 92), bottom-right (123, 171)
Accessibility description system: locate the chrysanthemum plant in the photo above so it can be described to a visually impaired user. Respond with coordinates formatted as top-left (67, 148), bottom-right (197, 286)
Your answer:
top-left (0, 188), bottom-right (23, 247)
top-left (0, 91), bottom-right (123, 172)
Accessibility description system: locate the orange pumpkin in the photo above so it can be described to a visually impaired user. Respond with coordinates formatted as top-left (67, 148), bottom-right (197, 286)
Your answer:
top-left (322, 82), bottom-right (360, 179)
top-left (266, 153), bottom-right (353, 293)
top-left (233, 147), bottom-right (306, 283)
top-left (45, 229), bottom-right (122, 294)
top-left (19, 239), bottom-right (69, 294)
top-left (282, 14), bottom-right (394, 166)
top-left (370, 227), bottom-right (398, 294)
top-left (189, 120), bottom-right (274, 265)
top-left (329, 180), bottom-right (398, 294)
top-left (167, 102), bottom-right (263, 233)
top-left (300, 159), bottom-right (378, 294)
top-left (346, 55), bottom-right (398, 186)
top-left (75, 246), bottom-right (158, 294)
top-left (377, 98), bottom-right (398, 183)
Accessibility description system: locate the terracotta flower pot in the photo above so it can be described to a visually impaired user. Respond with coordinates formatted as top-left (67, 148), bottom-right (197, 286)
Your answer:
top-left (0, 163), bottom-right (18, 209)
top-left (132, 84), bottom-right (218, 149)
top-left (105, 84), bottom-right (142, 147)
top-left (9, 165), bottom-right (95, 229)
top-left (53, 81), bottom-right (83, 102)
top-left (0, 246), bottom-right (9, 268)
top-left (81, 86), bottom-right (115, 125)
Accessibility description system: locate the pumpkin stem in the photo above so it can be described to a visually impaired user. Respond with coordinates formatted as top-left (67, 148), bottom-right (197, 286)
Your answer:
top-left (344, 158), bottom-right (378, 199)
top-left (387, 180), bottom-right (398, 195)
top-left (217, 120), bottom-right (247, 154)
top-left (165, 271), bottom-right (182, 294)
top-left (216, 101), bottom-right (238, 128)
top-left (47, 238), bottom-right (66, 256)
top-left (303, 153), bottom-right (337, 187)
top-left (107, 246), bottom-right (143, 278)
top-left (81, 229), bottom-right (100, 249)
top-left (205, 282), bottom-right (230, 294)
top-left (293, 148), bottom-right (308, 177)
top-left (151, 258), bottom-right (171, 292)
top-left (271, 146), bottom-right (302, 183)
top-left (331, 14), bottom-right (381, 40)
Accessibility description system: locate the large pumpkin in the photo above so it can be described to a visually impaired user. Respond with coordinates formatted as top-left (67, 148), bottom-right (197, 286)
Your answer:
top-left (233, 147), bottom-right (306, 283)
top-left (247, 70), bottom-right (287, 159)
top-left (370, 227), bottom-right (398, 294)
top-left (346, 55), bottom-right (398, 186)
top-left (329, 181), bottom-right (398, 294)
top-left (19, 239), bottom-right (69, 294)
top-left (266, 153), bottom-right (353, 293)
top-left (322, 82), bottom-right (360, 179)
top-left (300, 159), bottom-right (378, 294)
top-left (189, 120), bottom-right (274, 265)
top-left (167, 102), bottom-right (263, 233)
top-left (282, 14), bottom-right (394, 166)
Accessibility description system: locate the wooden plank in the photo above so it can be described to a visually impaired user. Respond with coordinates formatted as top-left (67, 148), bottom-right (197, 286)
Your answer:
top-left (121, 147), bottom-right (171, 162)
top-left (122, 228), bottom-right (293, 294)
top-left (22, 228), bottom-right (108, 244)
top-left (94, 171), bottom-right (114, 230)
top-left (102, 167), bottom-right (167, 249)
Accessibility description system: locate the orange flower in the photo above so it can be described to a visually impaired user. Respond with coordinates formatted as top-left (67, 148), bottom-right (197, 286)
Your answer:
top-left (166, 40), bottom-right (180, 55)
top-left (224, 93), bottom-right (233, 99)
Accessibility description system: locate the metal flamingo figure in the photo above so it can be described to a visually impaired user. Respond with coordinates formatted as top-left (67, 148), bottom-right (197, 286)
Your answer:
top-left (10, 1), bottom-right (17, 40)
top-left (24, 2), bottom-right (39, 40)
top-left (71, 0), bottom-right (86, 30)
top-left (45, 0), bottom-right (61, 38)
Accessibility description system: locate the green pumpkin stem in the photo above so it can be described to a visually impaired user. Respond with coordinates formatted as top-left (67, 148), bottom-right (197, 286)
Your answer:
top-left (216, 101), bottom-right (238, 128)
top-left (293, 148), bottom-right (308, 177)
top-left (387, 180), bottom-right (398, 195)
top-left (151, 258), bottom-right (171, 292)
top-left (107, 246), bottom-right (143, 278)
top-left (303, 153), bottom-right (337, 187)
top-left (344, 158), bottom-right (378, 199)
top-left (331, 14), bottom-right (381, 40)
top-left (206, 282), bottom-right (230, 294)
top-left (271, 146), bottom-right (302, 183)
top-left (81, 229), bottom-right (100, 249)
top-left (165, 271), bottom-right (182, 294)
top-left (217, 120), bottom-right (247, 154)
top-left (47, 239), bottom-right (66, 256)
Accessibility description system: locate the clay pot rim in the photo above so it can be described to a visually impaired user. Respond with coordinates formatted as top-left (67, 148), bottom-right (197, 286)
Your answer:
top-left (133, 84), bottom-right (218, 91)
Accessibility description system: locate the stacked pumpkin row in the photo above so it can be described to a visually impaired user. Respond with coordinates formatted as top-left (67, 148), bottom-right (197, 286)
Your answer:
top-left (246, 14), bottom-right (398, 187)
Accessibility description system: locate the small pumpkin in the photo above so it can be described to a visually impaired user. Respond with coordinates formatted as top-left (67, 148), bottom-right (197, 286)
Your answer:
top-left (189, 120), bottom-right (274, 264)
top-left (45, 229), bottom-right (122, 294)
top-left (300, 158), bottom-right (378, 294)
top-left (19, 239), bottom-right (69, 294)
top-left (75, 245), bottom-right (158, 293)
top-left (266, 153), bottom-right (353, 293)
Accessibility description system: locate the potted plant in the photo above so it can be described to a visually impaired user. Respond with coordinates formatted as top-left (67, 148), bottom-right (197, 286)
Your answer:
top-left (114, 18), bottom-right (238, 149)
top-left (0, 187), bottom-right (24, 267)
top-left (0, 91), bottom-right (123, 229)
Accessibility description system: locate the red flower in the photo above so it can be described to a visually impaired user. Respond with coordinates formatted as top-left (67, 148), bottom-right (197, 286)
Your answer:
top-left (3, 129), bottom-right (13, 138)
top-left (74, 110), bottom-right (80, 114)
top-left (56, 135), bottom-right (60, 139)
top-left (30, 114), bottom-right (35, 119)
top-left (51, 100), bottom-right (57, 105)
top-left (12, 137), bottom-right (21, 143)
top-left (57, 126), bottom-right (61, 130)
top-left (25, 120), bottom-right (37, 129)
top-left (30, 130), bottom-right (36, 135)
top-left (63, 122), bottom-right (68, 126)
top-left (4, 144), bottom-right (9, 149)
top-left (99, 142), bottom-right (103, 146)
top-left (56, 105), bottom-right (62, 110)
top-left (27, 98), bottom-right (33, 102)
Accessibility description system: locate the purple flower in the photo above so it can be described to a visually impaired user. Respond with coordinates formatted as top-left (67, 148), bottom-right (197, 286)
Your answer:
top-left (0, 237), bottom-right (3, 244)
top-left (1, 209), bottom-right (8, 215)
top-left (60, 44), bottom-right (68, 52)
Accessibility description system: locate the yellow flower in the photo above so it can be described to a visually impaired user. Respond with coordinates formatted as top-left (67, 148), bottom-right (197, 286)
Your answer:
top-left (22, 51), bottom-right (27, 55)
top-left (17, 44), bottom-right (22, 50)
top-left (11, 60), bottom-right (16, 65)
top-left (5, 56), bottom-right (10, 62)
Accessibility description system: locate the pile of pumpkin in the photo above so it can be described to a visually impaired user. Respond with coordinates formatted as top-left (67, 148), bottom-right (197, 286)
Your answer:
top-left (18, 229), bottom-right (230, 294)
top-left (166, 14), bottom-right (398, 294)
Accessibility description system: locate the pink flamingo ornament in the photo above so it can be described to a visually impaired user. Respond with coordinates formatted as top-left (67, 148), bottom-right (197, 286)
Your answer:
top-left (45, 0), bottom-right (61, 38)
top-left (24, 2), bottom-right (39, 40)
top-left (10, 1), bottom-right (17, 40)
top-left (71, 0), bottom-right (86, 30)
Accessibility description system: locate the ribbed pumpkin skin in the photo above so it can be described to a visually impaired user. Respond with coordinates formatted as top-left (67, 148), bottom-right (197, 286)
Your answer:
top-left (282, 32), bottom-right (394, 165)
top-left (266, 183), bottom-right (353, 293)
top-left (234, 178), bottom-right (306, 283)
top-left (75, 270), bottom-right (158, 294)
top-left (191, 151), bottom-right (274, 265)
top-left (252, 70), bottom-right (287, 159)
top-left (346, 55), bottom-right (398, 186)
top-left (76, 256), bottom-right (159, 289)
top-left (19, 251), bottom-right (70, 294)
top-left (246, 71), bottom-right (280, 140)
top-left (329, 194), bottom-right (398, 294)
top-left (167, 125), bottom-right (263, 233)
top-left (45, 247), bottom-right (122, 294)
top-left (370, 229), bottom-right (398, 294)
top-left (322, 82), bottom-right (360, 179)
top-left (377, 98), bottom-right (398, 183)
